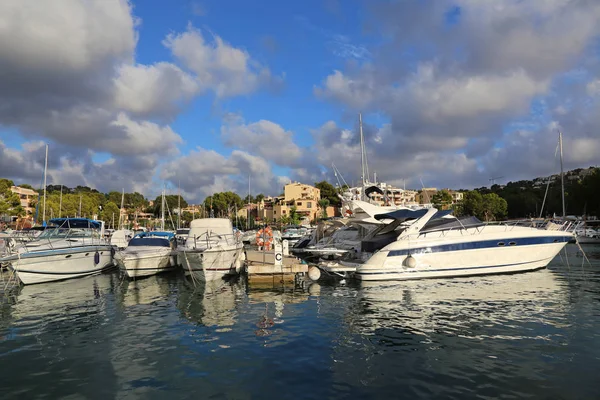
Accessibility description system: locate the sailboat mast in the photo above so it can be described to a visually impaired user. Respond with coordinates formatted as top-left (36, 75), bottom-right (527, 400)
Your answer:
top-left (119, 189), bottom-right (125, 230)
top-left (559, 130), bottom-right (566, 218)
top-left (177, 181), bottom-right (181, 230)
top-left (161, 187), bottom-right (165, 231)
top-left (247, 174), bottom-right (250, 230)
top-left (78, 194), bottom-right (82, 218)
top-left (42, 144), bottom-right (48, 223)
top-left (59, 185), bottom-right (62, 218)
top-left (359, 113), bottom-right (365, 186)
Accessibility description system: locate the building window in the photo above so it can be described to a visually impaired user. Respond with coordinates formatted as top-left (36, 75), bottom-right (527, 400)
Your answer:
top-left (297, 202), bottom-right (302, 206)
top-left (283, 210), bottom-right (286, 214)
top-left (307, 202), bottom-right (312, 208)
top-left (274, 210), bottom-right (277, 214)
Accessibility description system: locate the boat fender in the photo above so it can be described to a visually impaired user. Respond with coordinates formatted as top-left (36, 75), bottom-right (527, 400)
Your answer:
top-left (403, 255), bottom-right (416, 268)
top-left (110, 247), bottom-right (116, 258)
top-left (94, 251), bottom-right (100, 265)
top-left (308, 266), bottom-right (321, 281)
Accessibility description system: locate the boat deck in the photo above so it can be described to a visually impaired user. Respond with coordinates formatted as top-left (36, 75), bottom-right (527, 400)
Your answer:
top-left (245, 249), bottom-right (308, 284)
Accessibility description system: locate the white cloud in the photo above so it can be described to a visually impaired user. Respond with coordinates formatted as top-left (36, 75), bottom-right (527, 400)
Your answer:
top-left (311, 0), bottom-right (600, 188)
top-left (164, 24), bottom-right (282, 98)
top-left (113, 62), bottom-right (200, 119)
top-left (221, 118), bottom-right (302, 167)
top-left (161, 148), bottom-right (287, 202)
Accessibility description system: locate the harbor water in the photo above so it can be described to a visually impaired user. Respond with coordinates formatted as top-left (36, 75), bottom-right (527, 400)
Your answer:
top-left (1, 244), bottom-right (599, 399)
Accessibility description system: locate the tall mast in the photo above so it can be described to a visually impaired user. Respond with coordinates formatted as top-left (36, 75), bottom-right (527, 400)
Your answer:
top-left (559, 130), bottom-right (566, 218)
top-left (359, 113), bottom-right (366, 186)
top-left (58, 185), bottom-right (62, 218)
top-left (119, 188), bottom-right (125, 229)
top-left (247, 174), bottom-right (250, 230)
top-left (42, 144), bottom-right (48, 223)
top-left (177, 181), bottom-right (181, 230)
top-left (78, 194), bottom-right (82, 218)
top-left (161, 186), bottom-right (165, 231)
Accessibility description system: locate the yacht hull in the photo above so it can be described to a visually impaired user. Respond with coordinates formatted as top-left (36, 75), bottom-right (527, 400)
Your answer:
top-left (180, 247), bottom-right (243, 281)
top-left (356, 233), bottom-right (572, 281)
top-left (7, 245), bottom-right (114, 285)
top-left (118, 251), bottom-right (176, 278)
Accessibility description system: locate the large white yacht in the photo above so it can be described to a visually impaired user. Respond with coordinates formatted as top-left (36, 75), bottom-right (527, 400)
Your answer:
top-left (115, 232), bottom-right (177, 278)
top-left (355, 208), bottom-right (574, 281)
top-left (178, 218), bottom-right (245, 281)
top-left (0, 218), bottom-right (114, 285)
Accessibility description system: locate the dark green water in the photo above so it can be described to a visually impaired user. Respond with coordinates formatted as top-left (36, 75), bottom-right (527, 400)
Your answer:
top-left (1, 244), bottom-right (600, 399)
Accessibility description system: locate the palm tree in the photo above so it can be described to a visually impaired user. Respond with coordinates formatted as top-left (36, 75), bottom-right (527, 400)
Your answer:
top-left (318, 199), bottom-right (330, 219)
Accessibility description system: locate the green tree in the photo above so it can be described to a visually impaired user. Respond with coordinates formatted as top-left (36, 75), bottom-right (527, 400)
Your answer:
top-left (100, 201), bottom-right (120, 228)
top-left (203, 191), bottom-right (243, 217)
top-left (289, 205), bottom-right (301, 225)
top-left (0, 179), bottom-right (25, 218)
top-left (315, 181), bottom-right (341, 207)
top-left (482, 193), bottom-right (508, 221)
top-left (432, 189), bottom-right (453, 210)
top-left (255, 193), bottom-right (265, 203)
top-left (455, 191), bottom-right (483, 218)
top-left (318, 198), bottom-right (330, 219)
top-left (152, 195), bottom-right (188, 216)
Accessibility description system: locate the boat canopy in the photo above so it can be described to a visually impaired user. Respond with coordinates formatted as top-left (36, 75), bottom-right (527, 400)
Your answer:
top-left (189, 218), bottom-right (233, 238)
top-left (364, 186), bottom-right (385, 198)
top-left (48, 218), bottom-right (101, 229)
top-left (133, 231), bottom-right (175, 239)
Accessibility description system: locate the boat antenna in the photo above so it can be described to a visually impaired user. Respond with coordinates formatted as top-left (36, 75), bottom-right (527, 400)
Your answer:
top-left (559, 130), bottom-right (566, 218)
top-left (42, 144), bottom-right (48, 224)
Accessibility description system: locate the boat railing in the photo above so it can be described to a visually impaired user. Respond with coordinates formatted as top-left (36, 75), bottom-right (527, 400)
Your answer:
top-left (1, 228), bottom-right (107, 256)
top-left (417, 218), bottom-right (574, 239)
top-left (189, 230), bottom-right (240, 250)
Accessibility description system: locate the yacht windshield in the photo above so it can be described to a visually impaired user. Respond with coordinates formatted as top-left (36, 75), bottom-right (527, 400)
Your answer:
top-left (128, 238), bottom-right (171, 247)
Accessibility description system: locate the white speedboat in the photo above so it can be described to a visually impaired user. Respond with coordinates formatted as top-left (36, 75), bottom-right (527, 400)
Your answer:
top-left (115, 232), bottom-right (177, 279)
top-left (355, 208), bottom-right (574, 281)
top-left (179, 218), bottom-right (245, 281)
top-left (0, 218), bottom-right (114, 285)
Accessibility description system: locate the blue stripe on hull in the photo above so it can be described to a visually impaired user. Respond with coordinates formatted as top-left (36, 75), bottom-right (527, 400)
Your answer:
top-left (387, 235), bottom-right (570, 257)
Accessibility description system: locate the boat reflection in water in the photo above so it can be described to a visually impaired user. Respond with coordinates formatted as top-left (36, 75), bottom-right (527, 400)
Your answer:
top-left (177, 277), bottom-right (245, 328)
top-left (353, 269), bottom-right (567, 338)
top-left (9, 272), bottom-right (116, 322)
top-left (119, 275), bottom-right (173, 308)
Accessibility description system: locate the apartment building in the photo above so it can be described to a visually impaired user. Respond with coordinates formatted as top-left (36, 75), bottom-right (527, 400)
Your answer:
top-left (10, 186), bottom-right (38, 215)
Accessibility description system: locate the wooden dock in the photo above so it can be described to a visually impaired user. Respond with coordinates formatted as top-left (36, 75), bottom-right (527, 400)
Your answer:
top-left (245, 249), bottom-right (308, 285)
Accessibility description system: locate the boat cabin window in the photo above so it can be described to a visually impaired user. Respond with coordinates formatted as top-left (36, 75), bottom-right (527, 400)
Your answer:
top-left (128, 238), bottom-right (171, 247)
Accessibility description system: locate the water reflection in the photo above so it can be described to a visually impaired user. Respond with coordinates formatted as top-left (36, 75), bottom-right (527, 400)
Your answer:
top-left (0, 273), bottom-right (120, 398)
top-left (177, 277), bottom-right (245, 328)
top-left (353, 269), bottom-right (567, 339)
top-left (120, 275), bottom-right (173, 307)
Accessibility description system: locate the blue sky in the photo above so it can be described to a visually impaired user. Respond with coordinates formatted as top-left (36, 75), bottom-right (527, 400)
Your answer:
top-left (0, 0), bottom-right (599, 201)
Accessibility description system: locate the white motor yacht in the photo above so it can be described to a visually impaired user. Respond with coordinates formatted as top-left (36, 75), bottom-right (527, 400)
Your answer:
top-left (355, 208), bottom-right (574, 281)
top-left (179, 218), bottom-right (245, 281)
top-left (0, 218), bottom-right (114, 285)
top-left (115, 232), bottom-right (177, 278)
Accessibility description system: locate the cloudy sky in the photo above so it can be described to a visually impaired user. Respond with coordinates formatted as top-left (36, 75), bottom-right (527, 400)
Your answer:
top-left (1, 0), bottom-right (599, 202)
